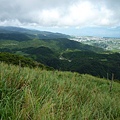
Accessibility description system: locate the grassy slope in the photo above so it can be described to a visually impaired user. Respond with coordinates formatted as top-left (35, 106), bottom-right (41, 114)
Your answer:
top-left (0, 62), bottom-right (120, 120)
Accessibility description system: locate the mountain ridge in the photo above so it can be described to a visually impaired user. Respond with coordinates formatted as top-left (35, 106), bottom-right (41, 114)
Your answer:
top-left (0, 26), bottom-right (70, 39)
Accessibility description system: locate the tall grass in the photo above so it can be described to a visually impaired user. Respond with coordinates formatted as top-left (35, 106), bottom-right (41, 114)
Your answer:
top-left (0, 62), bottom-right (120, 120)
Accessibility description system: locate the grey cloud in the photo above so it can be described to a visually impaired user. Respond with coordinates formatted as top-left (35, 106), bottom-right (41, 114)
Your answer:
top-left (0, 0), bottom-right (73, 19)
top-left (0, 0), bottom-right (120, 27)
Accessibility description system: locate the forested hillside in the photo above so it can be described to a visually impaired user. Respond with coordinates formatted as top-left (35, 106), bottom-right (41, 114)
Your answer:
top-left (61, 51), bottom-right (120, 80)
top-left (0, 52), bottom-right (53, 70)
top-left (0, 26), bottom-right (120, 80)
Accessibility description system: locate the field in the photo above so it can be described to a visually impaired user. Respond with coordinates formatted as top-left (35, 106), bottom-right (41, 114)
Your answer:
top-left (0, 62), bottom-right (120, 120)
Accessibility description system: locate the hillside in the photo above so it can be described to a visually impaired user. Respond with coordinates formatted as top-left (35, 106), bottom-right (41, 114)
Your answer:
top-left (0, 26), bottom-right (69, 40)
top-left (61, 51), bottom-right (120, 80)
top-left (0, 62), bottom-right (120, 120)
top-left (0, 52), bottom-right (53, 70)
top-left (0, 26), bottom-right (120, 80)
top-left (0, 26), bottom-right (103, 53)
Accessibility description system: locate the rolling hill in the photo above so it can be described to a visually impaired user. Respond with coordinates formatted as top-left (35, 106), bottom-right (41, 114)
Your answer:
top-left (0, 26), bottom-right (120, 80)
top-left (0, 26), bottom-right (69, 40)
top-left (0, 52), bottom-right (53, 70)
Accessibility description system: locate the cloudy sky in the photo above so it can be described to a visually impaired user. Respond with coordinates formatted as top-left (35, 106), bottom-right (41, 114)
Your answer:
top-left (0, 0), bottom-right (120, 37)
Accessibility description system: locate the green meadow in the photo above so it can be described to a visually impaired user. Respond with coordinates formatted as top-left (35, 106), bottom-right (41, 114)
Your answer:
top-left (0, 62), bottom-right (120, 120)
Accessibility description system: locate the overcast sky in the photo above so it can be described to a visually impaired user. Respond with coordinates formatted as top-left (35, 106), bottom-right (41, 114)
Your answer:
top-left (0, 0), bottom-right (120, 37)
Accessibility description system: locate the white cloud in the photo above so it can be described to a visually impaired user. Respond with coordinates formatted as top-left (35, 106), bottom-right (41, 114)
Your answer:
top-left (0, 0), bottom-right (120, 28)
top-left (37, 9), bottom-right (60, 26)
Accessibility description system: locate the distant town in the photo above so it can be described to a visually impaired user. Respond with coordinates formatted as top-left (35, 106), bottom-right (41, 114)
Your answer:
top-left (70, 36), bottom-right (120, 52)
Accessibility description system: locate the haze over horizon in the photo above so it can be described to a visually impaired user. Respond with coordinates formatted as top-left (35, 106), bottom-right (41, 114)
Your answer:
top-left (0, 0), bottom-right (120, 37)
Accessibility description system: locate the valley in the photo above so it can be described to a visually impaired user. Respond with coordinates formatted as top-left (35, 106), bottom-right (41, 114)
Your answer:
top-left (0, 26), bottom-right (120, 80)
